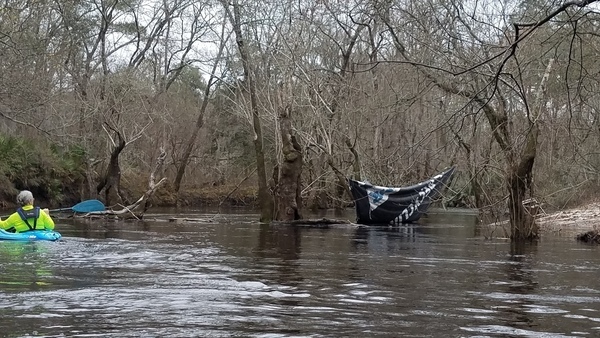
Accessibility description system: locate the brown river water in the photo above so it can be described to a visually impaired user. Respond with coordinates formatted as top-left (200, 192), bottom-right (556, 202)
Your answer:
top-left (0, 208), bottom-right (599, 337)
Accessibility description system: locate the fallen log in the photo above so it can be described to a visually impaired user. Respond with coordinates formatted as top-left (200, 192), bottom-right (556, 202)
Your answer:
top-left (271, 218), bottom-right (355, 227)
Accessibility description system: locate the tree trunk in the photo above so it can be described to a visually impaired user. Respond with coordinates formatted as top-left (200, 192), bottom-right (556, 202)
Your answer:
top-left (223, 0), bottom-right (273, 222)
top-left (173, 82), bottom-right (209, 194)
top-left (273, 106), bottom-right (303, 221)
top-left (507, 168), bottom-right (538, 240)
top-left (508, 120), bottom-right (540, 239)
top-left (173, 20), bottom-right (226, 195)
top-left (96, 131), bottom-right (126, 206)
top-left (507, 60), bottom-right (553, 240)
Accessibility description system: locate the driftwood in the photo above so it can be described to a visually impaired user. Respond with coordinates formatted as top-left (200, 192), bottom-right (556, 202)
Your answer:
top-left (576, 230), bottom-right (600, 244)
top-left (140, 217), bottom-right (216, 223)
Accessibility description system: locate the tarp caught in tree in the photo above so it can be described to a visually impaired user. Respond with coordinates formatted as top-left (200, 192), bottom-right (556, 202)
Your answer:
top-left (349, 167), bottom-right (455, 225)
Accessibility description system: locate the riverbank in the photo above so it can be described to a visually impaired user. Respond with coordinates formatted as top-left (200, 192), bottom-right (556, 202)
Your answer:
top-left (479, 202), bottom-right (600, 241)
top-left (152, 183), bottom-right (258, 207)
top-left (536, 202), bottom-right (600, 236)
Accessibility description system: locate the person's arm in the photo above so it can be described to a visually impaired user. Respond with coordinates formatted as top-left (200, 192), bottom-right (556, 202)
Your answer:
top-left (40, 209), bottom-right (55, 230)
top-left (0, 213), bottom-right (20, 231)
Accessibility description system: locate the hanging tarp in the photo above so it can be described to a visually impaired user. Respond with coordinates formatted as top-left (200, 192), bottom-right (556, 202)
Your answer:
top-left (349, 167), bottom-right (455, 225)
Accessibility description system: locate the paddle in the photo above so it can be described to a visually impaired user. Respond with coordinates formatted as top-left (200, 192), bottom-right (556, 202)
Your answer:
top-left (50, 199), bottom-right (106, 213)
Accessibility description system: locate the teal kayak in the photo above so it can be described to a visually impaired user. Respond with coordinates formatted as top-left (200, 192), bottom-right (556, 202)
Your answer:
top-left (0, 229), bottom-right (62, 241)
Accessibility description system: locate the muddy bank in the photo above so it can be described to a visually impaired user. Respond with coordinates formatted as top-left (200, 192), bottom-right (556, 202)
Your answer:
top-left (536, 202), bottom-right (600, 236)
top-left (479, 202), bottom-right (600, 240)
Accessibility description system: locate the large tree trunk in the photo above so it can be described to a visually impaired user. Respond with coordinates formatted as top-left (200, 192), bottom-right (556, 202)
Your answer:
top-left (273, 107), bottom-right (303, 221)
top-left (507, 170), bottom-right (537, 239)
top-left (508, 121), bottom-right (540, 239)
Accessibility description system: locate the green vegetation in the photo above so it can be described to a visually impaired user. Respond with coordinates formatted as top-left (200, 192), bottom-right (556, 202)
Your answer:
top-left (0, 136), bottom-right (86, 207)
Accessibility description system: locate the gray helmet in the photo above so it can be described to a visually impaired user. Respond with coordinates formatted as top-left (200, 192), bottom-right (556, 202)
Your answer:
top-left (16, 190), bottom-right (34, 206)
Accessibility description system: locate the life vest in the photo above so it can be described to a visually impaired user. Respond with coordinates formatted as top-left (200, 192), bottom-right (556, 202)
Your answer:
top-left (16, 207), bottom-right (40, 231)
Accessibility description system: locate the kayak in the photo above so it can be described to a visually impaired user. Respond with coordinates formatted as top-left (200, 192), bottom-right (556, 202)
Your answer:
top-left (0, 229), bottom-right (62, 241)
top-left (349, 167), bottom-right (455, 225)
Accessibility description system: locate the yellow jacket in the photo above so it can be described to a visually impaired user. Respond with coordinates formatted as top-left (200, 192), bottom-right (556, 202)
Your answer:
top-left (0, 205), bottom-right (55, 233)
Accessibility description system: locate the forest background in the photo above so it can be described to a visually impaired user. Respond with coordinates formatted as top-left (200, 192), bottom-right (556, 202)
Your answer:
top-left (1, 0), bottom-right (599, 238)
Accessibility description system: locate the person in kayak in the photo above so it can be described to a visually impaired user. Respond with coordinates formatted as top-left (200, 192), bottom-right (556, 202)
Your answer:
top-left (0, 190), bottom-right (55, 233)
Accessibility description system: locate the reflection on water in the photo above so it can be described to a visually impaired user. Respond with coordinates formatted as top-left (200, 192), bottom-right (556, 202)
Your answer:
top-left (505, 242), bottom-right (538, 329)
top-left (0, 209), bottom-right (599, 337)
top-left (255, 224), bottom-right (303, 290)
top-left (481, 241), bottom-right (539, 335)
top-left (0, 242), bottom-right (55, 291)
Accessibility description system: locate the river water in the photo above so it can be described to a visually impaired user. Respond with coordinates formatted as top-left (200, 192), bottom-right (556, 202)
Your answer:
top-left (0, 208), bottom-right (599, 337)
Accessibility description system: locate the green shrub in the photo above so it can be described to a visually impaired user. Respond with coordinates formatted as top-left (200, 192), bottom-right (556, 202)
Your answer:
top-left (0, 136), bottom-right (86, 206)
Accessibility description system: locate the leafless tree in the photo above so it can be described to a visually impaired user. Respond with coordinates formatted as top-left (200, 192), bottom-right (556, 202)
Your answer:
top-left (221, 0), bottom-right (274, 221)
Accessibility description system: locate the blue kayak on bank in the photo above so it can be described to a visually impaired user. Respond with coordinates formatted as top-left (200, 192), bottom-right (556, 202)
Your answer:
top-left (0, 229), bottom-right (62, 241)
